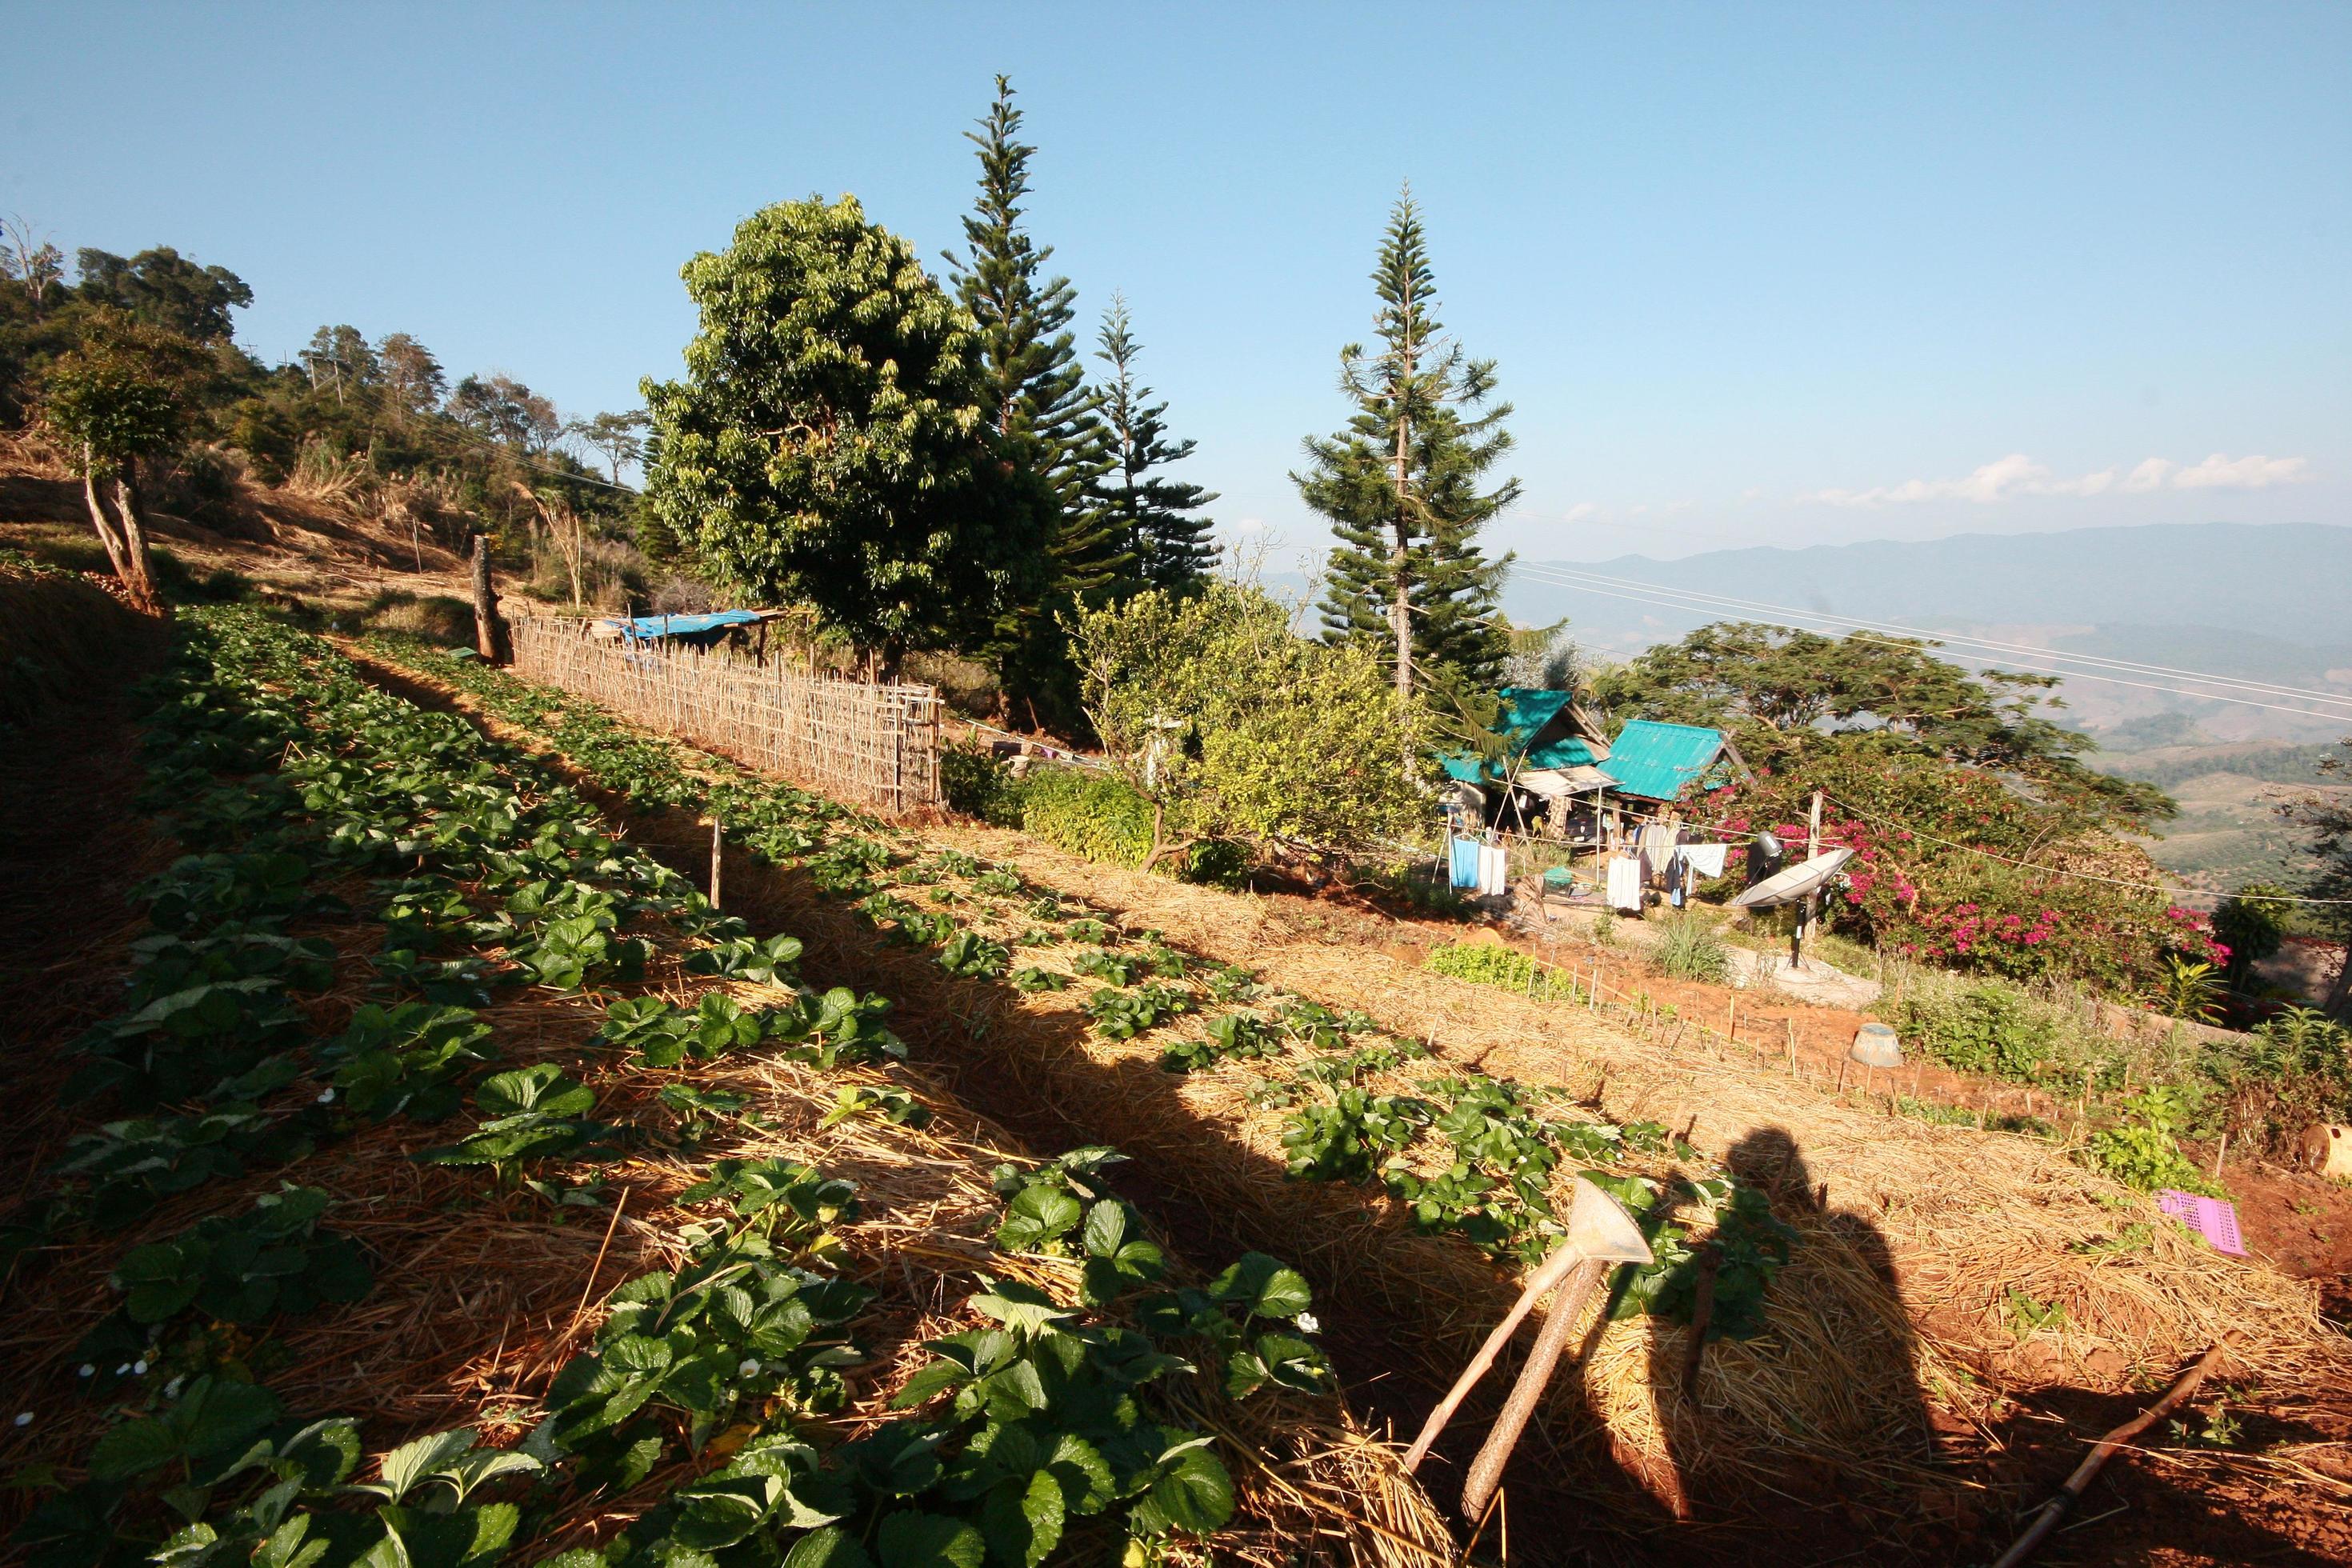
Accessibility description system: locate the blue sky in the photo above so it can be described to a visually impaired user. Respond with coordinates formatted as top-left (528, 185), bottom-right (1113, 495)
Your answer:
top-left (10, 2), bottom-right (2348, 570)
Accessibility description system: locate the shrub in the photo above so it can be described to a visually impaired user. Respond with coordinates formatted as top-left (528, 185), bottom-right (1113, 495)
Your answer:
top-left (2196, 1006), bottom-right (2352, 1151)
top-left (1894, 980), bottom-right (2058, 1082)
top-left (1654, 914), bottom-right (1730, 983)
top-left (1423, 941), bottom-right (1580, 1000)
top-left (1018, 765), bottom-right (1157, 868)
top-left (939, 742), bottom-right (1025, 826)
top-left (2085, 1087), bottom-right (2221, 1195)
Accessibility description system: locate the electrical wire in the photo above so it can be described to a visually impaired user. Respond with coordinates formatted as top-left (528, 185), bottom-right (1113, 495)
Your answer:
top-left (1507, 563), bottom-right (2352, 722)
top-left (1514, 562), bottom-right (2352, 708)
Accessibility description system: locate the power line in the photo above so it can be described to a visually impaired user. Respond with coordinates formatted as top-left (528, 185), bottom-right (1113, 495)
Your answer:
top-left (1508, 563), bottom-right (2352, 723)
top-left (1517, 562), bottom-right (2352, 707)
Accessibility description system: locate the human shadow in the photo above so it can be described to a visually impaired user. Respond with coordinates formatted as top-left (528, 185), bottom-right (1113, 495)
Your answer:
top-left (1644, 1127), bottom-right (1936, 1531)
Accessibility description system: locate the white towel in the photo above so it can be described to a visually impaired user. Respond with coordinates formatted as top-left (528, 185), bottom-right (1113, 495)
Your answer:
top-left (1477, 843), bottom-right (1511, 898)
top-left (1606, 854), bottom-right (1643, 911)
top-left (1678, 842), bottom-right (1730, 880)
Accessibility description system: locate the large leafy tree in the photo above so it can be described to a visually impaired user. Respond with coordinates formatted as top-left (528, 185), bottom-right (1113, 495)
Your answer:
top-left (1296, 192), bottom-right (1517, 699)
top-left (642, 194), bottom-right (1046, 670)
top-left (1094, 296), bottom-right (1216, 595)
top-left (1591, 621), bottom-right (2173, 829)
top-left (74, 246), bottom-right (252, 342)
top-left (943, 78), bottom-right (1125, 709)
top-left (41, 310), bottom-right (206, 610)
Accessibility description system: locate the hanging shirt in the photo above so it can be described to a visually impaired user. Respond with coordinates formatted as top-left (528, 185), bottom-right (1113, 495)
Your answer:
top-left (1478, 843), bottom-right (1511, 898)
top-left (1450, 835), bottom-right (1482, 890)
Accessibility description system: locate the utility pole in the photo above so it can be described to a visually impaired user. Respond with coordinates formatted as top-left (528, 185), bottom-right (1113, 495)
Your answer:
top-left (1791, 789), bottom-right (1823, 971)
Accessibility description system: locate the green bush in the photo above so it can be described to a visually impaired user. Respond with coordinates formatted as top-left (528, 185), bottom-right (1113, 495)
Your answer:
top-left (940, 742), bottom-right (1025, 826)
top-left (2085, 1087), bottom-right (2221, 1195)
top-left (1018, 765), bottom-right (1158, 868)
top-left (1654, 914), bottom-right (1730, 983)
top-left (1424, 941), bottom-right (1581, 1000)
top-left (1895, 980), bottom-right (2058, 1081)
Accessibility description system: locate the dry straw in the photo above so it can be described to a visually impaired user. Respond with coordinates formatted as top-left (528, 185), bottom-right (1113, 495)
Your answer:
top-left (369, 642), bottom-right (2352, 1535)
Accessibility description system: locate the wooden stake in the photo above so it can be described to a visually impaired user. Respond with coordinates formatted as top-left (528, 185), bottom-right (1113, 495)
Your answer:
top-left (1726, 994), bottom-right (1738, 1043)
top-left (470, 533), bottom-right (502, 662)
top-left (1990, 1345), bottom-right (2224, 1568)
top-left (2211, 1131), bottom-right (2228, 1181)
top-left (709, 821), bottom-right (723, 910)
top-left (1785, 1018), bottom-right (1797, 1075)
top-left (1679, 1244), bottom-right (1722, 1398)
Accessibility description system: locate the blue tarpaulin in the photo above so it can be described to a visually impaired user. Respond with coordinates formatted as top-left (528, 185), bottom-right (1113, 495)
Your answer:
top-left (604, 610), bottom-right (767, 649)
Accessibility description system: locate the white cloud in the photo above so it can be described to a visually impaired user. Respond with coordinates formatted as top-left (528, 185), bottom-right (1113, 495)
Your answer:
top-left (1229, 516), bottom-right (1270, 534)
top-left (1804, 450), bottom-right (2310, 507)
top-left (1562, 502), bottom-right (1602, 524)
top-left (2170, 452), bottom-right (2310, 490)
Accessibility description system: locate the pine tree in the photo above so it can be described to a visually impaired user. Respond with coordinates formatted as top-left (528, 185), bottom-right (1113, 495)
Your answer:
top-left (1094, 294), bottom-right (1218, 594)
top-left (944, 76), bottom-right (1125, 605)
top-left (1294, 191), bottom-right (1518, 698)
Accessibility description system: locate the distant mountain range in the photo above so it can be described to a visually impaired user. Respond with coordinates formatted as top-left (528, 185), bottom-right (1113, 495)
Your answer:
top-left (1496, 522), bottom-right (2352, 743)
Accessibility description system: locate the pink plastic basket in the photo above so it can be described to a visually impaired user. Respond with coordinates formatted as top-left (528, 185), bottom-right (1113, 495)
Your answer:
top-left (2157, 1190), bottom-right (2246, 1256)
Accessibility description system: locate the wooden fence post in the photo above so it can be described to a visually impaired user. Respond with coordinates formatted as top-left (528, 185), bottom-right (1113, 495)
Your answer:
top-left (470, 534), bottom-right (503, 662)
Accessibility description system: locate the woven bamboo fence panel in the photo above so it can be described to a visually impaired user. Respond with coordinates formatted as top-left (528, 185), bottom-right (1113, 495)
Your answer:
top-left (505, 614), bottom-right (942, 814)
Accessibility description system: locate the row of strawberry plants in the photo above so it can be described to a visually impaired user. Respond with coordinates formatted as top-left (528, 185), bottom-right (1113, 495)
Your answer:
top-left (378, 639), bottom-right (1802, 1352)
top-left (19, 610), bottom-right (1342, 1568)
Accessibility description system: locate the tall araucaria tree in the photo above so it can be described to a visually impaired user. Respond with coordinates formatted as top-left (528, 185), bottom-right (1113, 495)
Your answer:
top-left (943, 77), bottom-right (1126, 714)
top-left (640, 194), bottom-right (1048, 672)
top-left (1295, 190), bottom-right (1518, 698)
top-left (1094, 294), bottom-right (1218, 595)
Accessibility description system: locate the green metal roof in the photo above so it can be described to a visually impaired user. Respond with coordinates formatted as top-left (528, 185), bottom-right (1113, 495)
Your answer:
top-left (1438, 688), bottom-right (1600, 786)
top-left (1499, 687), bottom-right (1602, 771)
top-left (1598, 719), bottom-right (1727, 801)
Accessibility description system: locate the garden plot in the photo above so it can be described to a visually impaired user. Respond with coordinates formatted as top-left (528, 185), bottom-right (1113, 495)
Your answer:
top-left (3, 610), bottom-right (1446, 1568)
top-left (361, 635), bottom-right (2352, 1555)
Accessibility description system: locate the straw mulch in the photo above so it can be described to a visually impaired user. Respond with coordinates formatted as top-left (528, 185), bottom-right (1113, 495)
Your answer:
top-left (926, 822), bottom-right (2352, 1514)
top-left (355, 643), bottom-right (2352, 1547)
top-left (2, 890), bottom-right (1455, 1567)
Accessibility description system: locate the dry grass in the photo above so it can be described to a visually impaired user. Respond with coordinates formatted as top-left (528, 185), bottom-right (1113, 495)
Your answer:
top-left (357, 641), bottom-right (2352, 1551)
top-left (927, 824), bottom-right (2352, 1496)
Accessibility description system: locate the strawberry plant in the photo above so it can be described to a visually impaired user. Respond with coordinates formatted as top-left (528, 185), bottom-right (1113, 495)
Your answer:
top-left (415, 1065), bottom-right (622, 1184)
top-left (1278, 1087), bottom-right (1432, 1182)
top-left (1160, 1011), bottom-right (1276, 1074)
top-left (937, 930), bottom-right (1010, 979)
top-left (319, 1002), bottom-right (498, 1122)
top-left (108, 1185), bottom-right (371, 1327)
top-left (1073, 947), bottom-right (1143, 986)
top-left (1008, 965), bottom-right (1070, 993)
top-left (684, 932), bottom-right (805, 985)
top-left (1083, 982), bottom-right (1192, 1041)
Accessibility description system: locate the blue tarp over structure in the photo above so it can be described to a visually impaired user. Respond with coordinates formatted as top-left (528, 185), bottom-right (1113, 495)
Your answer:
top-left (1439, 687), bottom-right (1604, 786)
top-left (1598, 719), bottom-right (1728, 801)
top-left (605, 610), bottom-right (767, 648)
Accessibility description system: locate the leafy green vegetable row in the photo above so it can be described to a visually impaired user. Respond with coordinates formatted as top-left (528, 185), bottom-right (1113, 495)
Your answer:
top-left (18, 610), bottom-right (1342, 1568)
top-left (378, 640), bottom-right (1802, 1344)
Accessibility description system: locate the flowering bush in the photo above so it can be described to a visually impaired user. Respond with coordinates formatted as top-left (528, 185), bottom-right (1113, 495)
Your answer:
top-left (1701, 738), bottom-right (2220, 996)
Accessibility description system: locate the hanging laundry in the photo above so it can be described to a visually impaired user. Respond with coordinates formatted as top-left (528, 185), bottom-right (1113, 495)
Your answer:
top-left (1477, 842), bottom-right (1511, 898)
top-left (1450, 835), bottom-right (1482, 890)
top-left (1606, 854), bottom-right (1643, 911)
top-left (1677, 842), bottom-right (1731, 881)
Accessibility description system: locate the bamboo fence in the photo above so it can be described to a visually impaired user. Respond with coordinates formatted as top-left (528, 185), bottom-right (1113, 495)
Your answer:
top-left (505, 614), bottom-right (942, 813)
